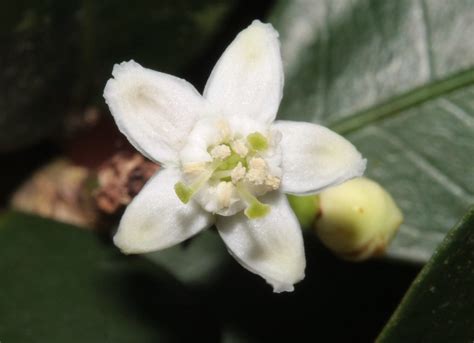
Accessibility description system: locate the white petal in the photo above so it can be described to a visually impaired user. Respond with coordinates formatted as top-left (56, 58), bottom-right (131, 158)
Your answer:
top-left (104, 60), bottom-right (207, 166)
top-left (114, 168), bottom-right (214, 254)
top-left (204, 20), bottom-right (284, 125)
top-left (216, 192), bottom-right (305, 292)
top-left (273, 121), bottom-right (366, 195)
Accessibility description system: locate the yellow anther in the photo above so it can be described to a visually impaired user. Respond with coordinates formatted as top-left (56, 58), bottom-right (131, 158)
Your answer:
top-left (216, 181), bottom-right (235, 208)
top-left (231, 162), bottom-right (246, 184)
top-left (265, 175), bottom-right (281, 190)
top-left (246, 157), bottom-right (267, 185)
top-left (231, 138), bottom-right (249, 157)
top-left (210, 144), bottom-right (232, 160)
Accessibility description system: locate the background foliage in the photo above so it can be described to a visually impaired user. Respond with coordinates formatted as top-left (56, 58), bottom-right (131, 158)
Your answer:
top-left (1, 0), bottom-right (473, 342)
top-left (272, 0), bottom-right (474, 262)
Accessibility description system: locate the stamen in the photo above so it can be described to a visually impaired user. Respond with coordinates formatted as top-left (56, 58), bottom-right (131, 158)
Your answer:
top-left (174, 162), bottom-right (219, 204)
top-left (246, 157), bottom-right (267, 185)
top-left (231, 138), bottom-right (249, 157)
top-left (247, 132), bottom-right (268, 151)
top-left (231, 162), bottom-right (246, 184)
top-left (216, 119), bottom-right (232, 141)
top-left (176, 125), bottom-right (278, 214)
top-left (210, 144), bottom-right (231, 160)
top-left (216, 181), bottom-right (235, 208)
top-left (265, 175), bottom-right (281, 190)
top-left (236, 183), bottom-right (270, 219)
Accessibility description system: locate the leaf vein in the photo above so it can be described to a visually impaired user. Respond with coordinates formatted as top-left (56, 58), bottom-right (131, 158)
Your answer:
top-left (419, 0), bottom-right (435, 78)
top-left (330, 68), bottom-right (474, 134)
top-left (437, 98), bottom-right (474, 129)
top-left (371, 127), bottom-right (474, 204)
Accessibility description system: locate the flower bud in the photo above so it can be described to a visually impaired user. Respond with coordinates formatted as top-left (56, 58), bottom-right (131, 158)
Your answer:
top-left (314, 177), bottom-right (403, 261)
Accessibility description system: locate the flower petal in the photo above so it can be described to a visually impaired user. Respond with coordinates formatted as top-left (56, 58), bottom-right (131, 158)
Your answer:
top-left (273, 120), bottom-right (366, 195)
top-left (204, 20), bottom-right (284, 125)
top-left (114, 168), bottom-right (214, 254)
top-left (104, 60), bottom-right (207, 166)
top-left (216, 192), bottom-right (305, 292)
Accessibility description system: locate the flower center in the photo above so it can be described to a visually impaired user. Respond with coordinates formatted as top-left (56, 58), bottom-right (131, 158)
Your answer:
top-left (174, 126), bottom-right (281, 219)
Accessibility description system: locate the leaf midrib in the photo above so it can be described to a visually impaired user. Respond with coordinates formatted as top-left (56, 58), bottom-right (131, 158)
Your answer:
top-left (329, 67), bottom-right (474, 135)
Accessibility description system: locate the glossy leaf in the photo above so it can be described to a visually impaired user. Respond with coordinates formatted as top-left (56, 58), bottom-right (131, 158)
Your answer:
top-left (0, 212), bottom-right (218, 342)
top-left (377, 207), bottom-right (474, 342)
top-left (271, 0), bottom-right (474, 262)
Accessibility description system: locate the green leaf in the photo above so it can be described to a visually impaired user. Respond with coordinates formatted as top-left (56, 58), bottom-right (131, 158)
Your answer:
top-left (80, 0), bottom-right (236, 83)
top-left (145, 229), bottom-right (231, 286)
top-left (0, 0), bottom-right (235, 152)
top-left (0, 212), bottom-right (217, 342)
top-left (376, 207), bottom-right (474, 342)
top-left (271, 0), bottom-right (474, 262)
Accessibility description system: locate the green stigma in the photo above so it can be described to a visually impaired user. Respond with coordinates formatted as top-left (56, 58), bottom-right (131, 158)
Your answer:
top-left (174, 161), bottom-right (221, 204)
top-left (247, 132), bottom-right (268, 151)
top-left (245, 201), bottom-right (271, 219)
top-left (174, 182), bottom-right (193, 204)
top-left (236, 182), bottom-right (271, 219)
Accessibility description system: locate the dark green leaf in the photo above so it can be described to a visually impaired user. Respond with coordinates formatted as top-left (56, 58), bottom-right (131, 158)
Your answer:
top-left (376, 207), bottom-right (474, 342)
top-left (271, 0), bottom-right (474, 262)
top-left (0, 212), bottom-right (217, 342)
top-left (0, 0), bottom-right (235, 152)
top-left (145, 229), bottom-right (231, 286)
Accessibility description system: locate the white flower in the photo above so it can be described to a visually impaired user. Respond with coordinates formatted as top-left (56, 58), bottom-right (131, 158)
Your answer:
top-left (103, 20), bottom-right (366, 292)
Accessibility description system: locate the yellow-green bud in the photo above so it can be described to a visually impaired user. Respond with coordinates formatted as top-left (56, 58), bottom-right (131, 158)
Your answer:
top-left (314, 177), bottom-right (403, 261)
